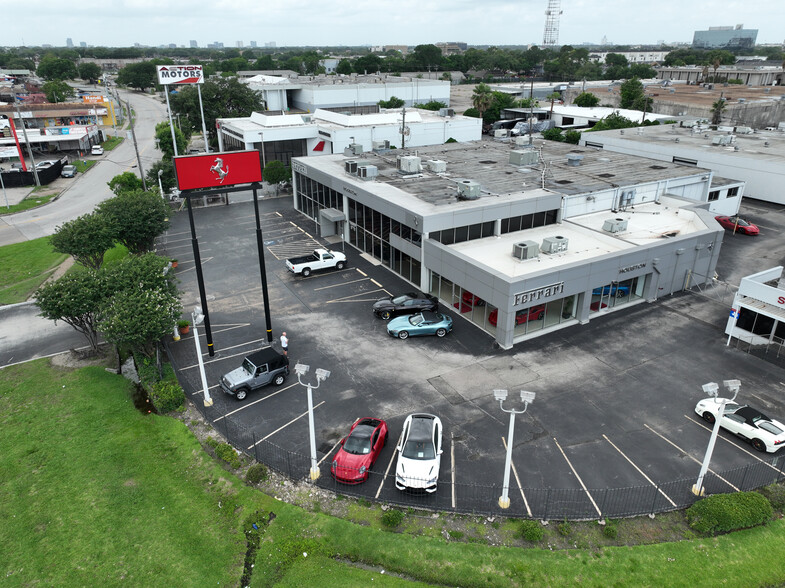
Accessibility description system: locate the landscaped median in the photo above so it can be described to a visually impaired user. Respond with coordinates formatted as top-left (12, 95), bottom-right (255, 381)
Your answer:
top-left (2, 359), bottom-right (785, 587)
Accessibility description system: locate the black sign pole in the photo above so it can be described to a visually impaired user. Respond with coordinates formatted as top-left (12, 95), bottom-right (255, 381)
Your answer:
top-left (186, 194), bottom-right (215, 356)
top-left (252, 186), bottom-right (274, 344)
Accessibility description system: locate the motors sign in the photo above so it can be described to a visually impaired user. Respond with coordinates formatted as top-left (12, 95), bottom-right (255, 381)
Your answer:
top-left (156, 65), bottom-right (204, 85)
top-left (173, 150), bottom-right (263, 191)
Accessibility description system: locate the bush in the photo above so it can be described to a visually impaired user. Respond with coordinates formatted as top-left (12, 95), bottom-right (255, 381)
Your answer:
top-left (602, 520), bottom-right (618, 539)
top-left (557, 520), bottom-right (572, 536)
top-left (686, 491), bottom-right (773, 535)
top-left (246, 463), bottom-right (269, 484)
top-left (541, 128), bottom-right (566, 142)
top-left (759, 484), bottom-right (785, 511)
top-left (515, 520), bottom-right (544, 542)
top-left (151, 380), bottom-right (185, 412)
top-left (381, 509), bottom-right (405, 528)
top-left (205, 436), bottom-right (219, 448)
top-left (214, 442), bottom-right (241, 469)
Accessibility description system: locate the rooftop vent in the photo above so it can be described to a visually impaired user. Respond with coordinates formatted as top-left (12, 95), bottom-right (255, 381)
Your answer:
top-left (456, 179), bottom-right (481, 200)
top-left (509, 149), bottom-right (539, 166)
top-left (438, 107), bottom-right (455, 117)
top-left (541, 235), bottom-right (569, 254)
top-left (343, 143), bottom-right (363, 156)
top-left (603, 218), bottom-right (628, 233)
top-left (512, 241), bottom-right (539, 260)
top-left (566, 154), bottom-right (584, 167)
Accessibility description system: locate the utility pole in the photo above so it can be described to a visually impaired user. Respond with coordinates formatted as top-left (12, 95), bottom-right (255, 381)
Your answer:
top-left (126, 98), bottom-right (147, 191)
top-left (400, 107), bottom-right (407, 149)
top-left (12, 94), bottom-right (41, 186)
top-left (528, 73), bottom-right (535, 146)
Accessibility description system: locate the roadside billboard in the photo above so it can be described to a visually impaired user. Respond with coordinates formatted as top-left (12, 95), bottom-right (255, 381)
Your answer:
top-left (173, 150), bottom-right (263, 191)
top-left (156, 65), bottom-right (204, 85)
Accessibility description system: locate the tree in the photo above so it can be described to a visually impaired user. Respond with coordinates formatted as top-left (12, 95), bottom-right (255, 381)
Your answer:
top-left (462, 107), bottom-right (480, 118)
top-left (78, 62), bottom-right (102, 84)
top-left (564, 130), bottom-right (582, 144)
top-left (414, 100), bottom-right (447, 111)
top-left (619, 77), bottom-right (645, 109)
top-left (36, 54), bottom-right (78, 80)
top-left (263, 160), bottom-right (291, 195)
top-left (411, 44), bottom-right (443, 71)
top-left (97, 190), bottom-right (170, 254)
top-left (108, 172), bottom-right (145, 195)
top-left (541, 128), bottom-right (566, 142)
top-left (711, 99), bottom-right (726, 125)
top-left (35, 270), bottom-right (107, 351)
top-left (50, 213), bottom-right (115, 270)
top-left (573, 92), bottom-right (600, 108)
top-left (154, 121), bottom-right (188, 159)
top-left (546, 92), bottom-right (561, 118)
top-left (116, 61), bottom-right (158, 91)
top-left (471, 83), bottom-right (493, 120)
top-left (483, 91), bottom-right (517, 123)
top-left (41, 81), bottom-right (73, 103)
top-left (585, 112), bottom-right (641, 132)
top-left (336, 59), bottom-right (353, 75)
top-left (378, 96), bottom-right (405, 109)
top-left (146, 159), bottom-right (176, 196)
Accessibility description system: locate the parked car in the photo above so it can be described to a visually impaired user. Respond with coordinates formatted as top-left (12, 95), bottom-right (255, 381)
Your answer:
top-left (35, 160), bottom-right (58, 169)
top-left (373, 292), bottom-right (438, 320)
top-left (285, 248), bottom-right (346, 276)
top-left (395, 413), bottom-right (443, 492)
top-left (386, 311), bottom-right (453, 340)
top-left (91, 145), bottom-right (104, 156)
top-left (715, 215), bottom-right (759, 235)
top-left (592, 284), bottom-right (630, 297)
top-left (694, 399), bottom-right (785, 453)
top-left (589, 301), bottom-right (608, 311)
top-left (331, 417), bottom-right (389, 484)
top-left (488, 305), bottom-right (545, 326)
top-left (61, 165), bottom-right (77, 178)
top-left (462, 291), bottom-right (484, 306)
top-left (219, 347), bottom-right (289, 401)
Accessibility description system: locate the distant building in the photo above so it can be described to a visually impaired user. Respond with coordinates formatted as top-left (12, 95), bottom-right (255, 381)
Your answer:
top-left (236, 41), bottom-right (243, 48)
top-left (383, 45), bottom-right (408, 55)
top-left (589, 51), bottom-right (668, 64)
top-left (208, 42), bottom-right (224, 49)
top-left (190, 40), bottom-right (198, 48)
top-left (66, 38), bottom-right (73, 48)
top-left (435, 42), bottom-right (467, 55)
top-left (80, 42), bottom-right (86, 48)
top-left (265, 41), bottom-right (276, 48)
top-left (320, 58), bottom-right (339, 74)
top-left (693, 25), bottom-right (758, 49)
top-left (250, 41), bottom-right (257, 48)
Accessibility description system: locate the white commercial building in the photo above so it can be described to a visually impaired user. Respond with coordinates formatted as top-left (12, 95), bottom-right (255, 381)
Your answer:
top-left (725, 267), bottom-right (785, 350)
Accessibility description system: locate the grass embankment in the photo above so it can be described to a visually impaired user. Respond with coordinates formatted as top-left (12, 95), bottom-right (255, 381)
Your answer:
top-left (0, 191), bottom-right (60, 216)
top-left (0, 237), bottom-right (67, 304)
top-left (102, 135), bottom-right (123, 151)
top-left (2, 360), bottom-right (785, 587)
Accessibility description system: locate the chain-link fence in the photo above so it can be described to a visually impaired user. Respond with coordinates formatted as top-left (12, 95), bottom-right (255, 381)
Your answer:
top-left (165, 340), bottom-right (785, 521)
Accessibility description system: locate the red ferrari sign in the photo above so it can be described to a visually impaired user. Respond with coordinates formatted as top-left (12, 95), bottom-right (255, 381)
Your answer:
top-left (174, 151), bottom-right (263, 191)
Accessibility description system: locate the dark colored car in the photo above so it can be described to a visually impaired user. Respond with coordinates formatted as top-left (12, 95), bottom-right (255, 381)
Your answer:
top-left (331, 417), bottom-right (389, 484)
top-left (715, 215), bottom-right (759, 235)
top-left (373, 292), bottom-right (438, 320)
top-left (219, 347), bottom-right (289, 401)
top-left (488, 305), bottom-right (545, 326)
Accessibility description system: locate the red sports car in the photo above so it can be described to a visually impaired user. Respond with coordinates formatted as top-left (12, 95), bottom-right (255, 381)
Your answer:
top-left (462, 291), bottom-right (485, 306)
top-left (488, 305), bottom-right (545, 326)
top-left (331, 417), bottom-right (388, 484)
top-left (590, 301), bottom-right (608, 311)
top-left (715, 215), bottom-right (759, 235)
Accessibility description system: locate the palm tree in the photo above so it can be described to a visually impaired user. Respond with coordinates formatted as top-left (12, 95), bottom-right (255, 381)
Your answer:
top-left (546, 92), bottom-right (562, 119)
top-left (711, 99), bottom-right (726, 126)
top-left (471, 83), bottom-right (493, 120)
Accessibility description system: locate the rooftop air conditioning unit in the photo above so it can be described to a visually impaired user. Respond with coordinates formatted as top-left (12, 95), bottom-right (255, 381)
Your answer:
top-left (541, 235), bottom-right (569, 254)
top-left (509, 149), bottom-right (539, 166)
top-left (425, 159), bottom-right (447, 172)
top-left (456, 179), bottom-right (481, 200)
top-left (357, 165), bottom-right (378, 180)
top-left (494, 129), bottom-right (509, 138)
top-left (372, 140), bottom-right (390, 151)
top-left (603, 218), bottom-right (628, 233)
top-left (512, 241), bottom-right (540, 260)
top-left (397, 155), bottom-right (421, 174)
top-left (345, 160), bottom-right (358, 175)
top-left (438, 107), bottom-right (455, 117)
top-left (514, 135), bottom-right (529, 146)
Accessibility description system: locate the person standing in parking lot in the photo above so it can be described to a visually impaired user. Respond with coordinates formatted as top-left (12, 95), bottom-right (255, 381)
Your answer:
top-left (280, 331), bottom-right (288, 356)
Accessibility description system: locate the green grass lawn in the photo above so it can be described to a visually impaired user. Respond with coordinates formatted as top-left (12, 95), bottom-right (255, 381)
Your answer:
top-left (0, 237), bottom-right (67, 304)
top-left (103, 136), bottom-right (123, 151)
top-left (2, 360), bottom-right (785, 587)
top-left (0, 192), bottom-right (61, 216)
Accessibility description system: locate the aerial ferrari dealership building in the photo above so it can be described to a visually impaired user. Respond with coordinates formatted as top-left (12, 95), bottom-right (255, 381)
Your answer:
top-left (289, 140), bottom-right (728, 348)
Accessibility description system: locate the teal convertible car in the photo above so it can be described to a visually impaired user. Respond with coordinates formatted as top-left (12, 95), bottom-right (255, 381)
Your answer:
top-left (386, 311), bottom-right (453, 340)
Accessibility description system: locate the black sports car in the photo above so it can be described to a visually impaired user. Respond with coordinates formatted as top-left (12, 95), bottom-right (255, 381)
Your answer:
top-left (372, 292), bottom-right (438, 320)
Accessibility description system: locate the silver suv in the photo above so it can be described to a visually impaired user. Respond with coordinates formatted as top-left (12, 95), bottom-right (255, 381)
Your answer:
top-left (220, 347), bottom-right (289, 401)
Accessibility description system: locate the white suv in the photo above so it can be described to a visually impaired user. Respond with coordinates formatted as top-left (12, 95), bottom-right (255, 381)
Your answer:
top-left (91, 145), bottom-right (104, 156)
top-left (395, 413), bottom-right (443, 492)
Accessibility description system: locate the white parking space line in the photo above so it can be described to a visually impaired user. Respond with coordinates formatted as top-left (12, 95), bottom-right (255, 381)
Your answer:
top-left (325, 290), bottom-right (388, 305)
top-left (247, 400), bottom-right (326, 449)
top-left (179, 338), bottom-right (268, 371)
top-left (684, 414), bottom-right (783, 473)
top-left (376, 430), bottom-right (404, 499)
top-left (314, 277), bottom-right (374, 291)
top-left (553, 437), bottom-right (602, 517)
top-left (190, 384), bottom-right (220, 396)
top-left (602, 434), bottom-right (677, 508)
top-left (451, 432), bottom-right (456, 509)
top-left (370, 279), bottom-right (383, 288)
top-left (356, 269), bottom-right (367, 277)
top-left (502, 436), bottom-right (532, 517)
top-left (644, 424), bottom-right (740, 491)
top-left (213, 383), bottom-right (299, 421)
top-left (318, 439), bottom-right (343, 467)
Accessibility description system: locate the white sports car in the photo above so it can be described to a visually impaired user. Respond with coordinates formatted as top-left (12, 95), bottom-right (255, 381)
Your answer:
top-left (694, 398), bottom-right (785, 453)
top-left (395, 413), bottom-right (443, 492)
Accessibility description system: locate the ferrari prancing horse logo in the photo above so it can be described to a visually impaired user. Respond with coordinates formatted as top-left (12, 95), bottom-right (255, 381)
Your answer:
top-left (209, 157), bottom-right (229, 183)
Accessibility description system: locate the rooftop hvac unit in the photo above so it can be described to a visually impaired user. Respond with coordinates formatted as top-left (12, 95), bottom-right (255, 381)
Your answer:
top-left (512, 241), bottom-right (540, 260)
top-left (397, 155), bottom-right (421, 174)
top-left (513, 135), bottom-right (529, 146)
top-left (425, 159), bottom-right (447, 173)
top-left (566, 154), bottom-right (584, 167)
top-left (603, 218), bottom-right (628, 233)
top-left (456, 179), bottom-right (481, 200)
top-left (372, 140), bottom-right (390, 151)
top-left (541, 235), bottom-right (569, 254)
top-left (494, 129), bottom-right (509, 138)
top-left (357, 165), bottom-right (378, 180)
top-left (734, 126), bottom-right (753, 134)
top-left (345, 159), bottom-right (358, 175)
top-left (438, 107), bottom-right (455, 117)
top-left (509, 149), bottom-right (539, 166)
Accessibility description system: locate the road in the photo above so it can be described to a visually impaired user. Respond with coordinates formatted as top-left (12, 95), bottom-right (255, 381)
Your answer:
top-left (0, 89), bottom-right (168, 247)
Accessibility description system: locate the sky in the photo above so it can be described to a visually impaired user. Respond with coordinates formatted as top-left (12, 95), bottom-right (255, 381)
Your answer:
top-left (6, 0), bottom-right (784, 49)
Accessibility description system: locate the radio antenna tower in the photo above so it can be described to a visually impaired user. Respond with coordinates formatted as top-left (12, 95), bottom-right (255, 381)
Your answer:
top-left (543, 0), bottom-right (563, 47)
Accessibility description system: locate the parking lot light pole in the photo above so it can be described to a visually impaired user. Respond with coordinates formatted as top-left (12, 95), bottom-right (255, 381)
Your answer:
top-left (294, 364), bottom-right (331, 481)
top-left (692, 380), bottom-right (740, 496)
top-left (495, 389), bottom-right (535, 509)
top-left (191, 306), bottom-right (213, 407)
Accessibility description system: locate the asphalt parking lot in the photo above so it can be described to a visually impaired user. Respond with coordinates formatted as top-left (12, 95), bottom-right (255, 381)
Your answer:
top-left (160, 195), bottom-right (785, 517)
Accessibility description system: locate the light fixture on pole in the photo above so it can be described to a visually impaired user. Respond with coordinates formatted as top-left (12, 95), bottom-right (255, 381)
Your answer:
top-left (294, 363), bottom-right (331, 481)
top-left (191, 306), bottom-right (213, 407)
top-left (495, 389), bottom-right (535, 509)
top-left (157, 169), bottom-right (164, 199)
top-left (692, 379), bottom-right (740, 496)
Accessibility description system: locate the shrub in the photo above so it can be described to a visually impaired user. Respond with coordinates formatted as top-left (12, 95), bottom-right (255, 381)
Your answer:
top-left (214, 442), bottom-right (241, 469)
top-left (686, 491), bottom-right (773, 534)
top-left (381, 509), bottom-right (405, 528)
top-left (558, 520), bottom-right (572, 536)
top-left (246, 463), bottom-right (269, 484)
top-left (602, 520), bottom-right (618, 539)
top-left (759, 484), bottom-right (785, 511)
top-left (515, 520), bottom-right (544, 542)
top-left (205, 436), bottom-right (219, 449)
top-left (150, 380), bottom-right (185, 412)
top-left (135, 355), bottom-right (160, 386)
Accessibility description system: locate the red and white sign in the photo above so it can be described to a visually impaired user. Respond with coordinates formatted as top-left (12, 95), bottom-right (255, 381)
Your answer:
top-left (156, 65), bottom-right (204, 85)
top-left (174, 150), bottom-right (263, 191)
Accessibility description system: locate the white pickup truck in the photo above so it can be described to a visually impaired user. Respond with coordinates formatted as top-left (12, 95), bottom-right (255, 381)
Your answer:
top-left (286, 248), bottom-right (347, 276)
